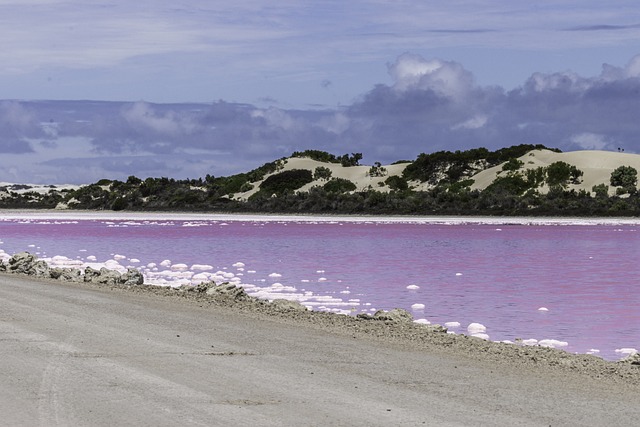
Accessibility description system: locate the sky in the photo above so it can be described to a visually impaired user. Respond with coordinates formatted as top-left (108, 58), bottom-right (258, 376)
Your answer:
top-left (2, 1), bottom-right (640, 184)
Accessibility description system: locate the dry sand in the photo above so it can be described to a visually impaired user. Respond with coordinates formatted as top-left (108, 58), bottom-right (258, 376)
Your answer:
top-left (1, 273), bottom-right (639, 426)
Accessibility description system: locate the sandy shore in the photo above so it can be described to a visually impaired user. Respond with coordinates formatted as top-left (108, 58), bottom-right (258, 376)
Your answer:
top-left (1, 273), bottom-right (639, 425)
top-left (3, 209), bottom-right (640, 225)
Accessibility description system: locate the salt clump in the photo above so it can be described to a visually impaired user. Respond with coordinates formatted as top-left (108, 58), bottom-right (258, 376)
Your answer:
top-left (538, 339), bottom-right (568, 348)
top-left (411, 303), bottom-right (425, 310)
top-left (232, 262), bottom-right (245, 267)
top-left (406, 284), bottom-right (420, 290)
top-left (467, 323), bottom-right (486, 334)
top-left (269, 273), bottom-right (282, 278)
top-left (414, 319), bottom-right (431, 325)
top-left (191, 264), bottom-right (213, 271)
top-left (113, 254), bottom-right (126, 260)
top-left (615, 348), bottom-right (638, 356)
top-left (444, 321), bottom-right (461, 328)
top-left (538, 307), bottom-right (549, 312)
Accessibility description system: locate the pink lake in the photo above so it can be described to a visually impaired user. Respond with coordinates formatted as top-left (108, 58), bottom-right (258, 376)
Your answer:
top-left (0, 213), bottom-right (638, 360)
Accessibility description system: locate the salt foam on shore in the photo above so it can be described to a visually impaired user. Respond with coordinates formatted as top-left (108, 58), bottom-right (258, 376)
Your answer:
top-left (29, 251), bottom-right (362, 316)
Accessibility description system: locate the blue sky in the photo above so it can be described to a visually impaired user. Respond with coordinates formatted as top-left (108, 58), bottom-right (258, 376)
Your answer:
top-left (2, 1), bottom-right (640, 183)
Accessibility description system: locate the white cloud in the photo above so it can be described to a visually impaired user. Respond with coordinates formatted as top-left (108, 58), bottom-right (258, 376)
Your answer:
top-left (388, 53), bottom-right (474, 100)
top-left (525, 71), bottom-right (591, 93)
top-left (316, 113), bottom-right (350, 134)
top-left (122, 102), bottom-right (198, 136)
top-left (569, 133), bottom-right (615, 150)
top-left (251, 107), bottom-right (296, 130)
top-left (451, 115), bottom-right (488, 130)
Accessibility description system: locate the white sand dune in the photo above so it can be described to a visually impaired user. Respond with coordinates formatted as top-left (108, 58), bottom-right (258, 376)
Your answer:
top-left (236, 149), bottom-right (640, 200)
top-left (471, 149), bottom-right (640, 194)
top-left (236, 157), bottom-right (411, 200)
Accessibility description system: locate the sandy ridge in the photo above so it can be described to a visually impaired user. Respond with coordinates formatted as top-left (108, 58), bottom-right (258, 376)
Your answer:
top-left (230, 149), bottom-right (640, 199)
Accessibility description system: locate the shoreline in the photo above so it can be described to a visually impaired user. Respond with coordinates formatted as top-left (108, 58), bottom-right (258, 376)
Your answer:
top-left (4, 270), bottom-right (640, 388)
top-left (2, 208), bottom-right (640, 225)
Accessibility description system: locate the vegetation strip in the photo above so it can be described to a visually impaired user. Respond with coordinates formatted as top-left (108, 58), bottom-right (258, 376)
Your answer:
top-left (3, 144), bottom-right (640, 215)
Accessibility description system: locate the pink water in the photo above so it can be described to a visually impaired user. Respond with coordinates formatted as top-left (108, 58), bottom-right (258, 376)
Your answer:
top-left (0, 216), bottom-right (638, 360)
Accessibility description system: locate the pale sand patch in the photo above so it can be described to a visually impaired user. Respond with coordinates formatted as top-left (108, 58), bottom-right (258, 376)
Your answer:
top-left (236, 157), bottom-right (411, 200)
top-left (471, 149), bottom-right (640, 194)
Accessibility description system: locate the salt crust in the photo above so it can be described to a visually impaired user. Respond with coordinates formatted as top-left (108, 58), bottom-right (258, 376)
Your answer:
top-left (2, 210), bottom-right (640, 226)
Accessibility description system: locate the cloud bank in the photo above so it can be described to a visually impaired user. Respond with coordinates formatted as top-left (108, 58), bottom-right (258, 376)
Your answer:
top-left (2, 53), bottom-right (640, 184)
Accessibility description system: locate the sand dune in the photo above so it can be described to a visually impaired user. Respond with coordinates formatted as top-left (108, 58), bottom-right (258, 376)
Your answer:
top-left (236, 149), bottom-right (640, 200)
top-left (471, 149), bottom-right (640, 194)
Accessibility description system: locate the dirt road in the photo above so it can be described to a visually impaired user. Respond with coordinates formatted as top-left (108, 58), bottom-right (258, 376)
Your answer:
top-left (1, 274), bottom-right (638, 426)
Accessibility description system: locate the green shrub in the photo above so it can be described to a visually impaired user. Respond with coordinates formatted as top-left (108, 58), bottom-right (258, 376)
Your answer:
top-left (592, 183), bottom-right (609, 198)
top-left (546, 161), bottom-right (583, 188)
top-left (291, 150), bottom-right (340, 163)
top-left (610, 166), bottom-right (638, 194)
top-left (384, 175), bottom-right (409, 192)
top-left (502, 158), bottom-right (524, 172)
top-left (313, 166), bottom-right (333, 181)
top-left (111, 197), bottom-right (127, 211)
top-left (323, 178), bottom-right (357, 193)
top-left (368, 162), bottom-right (387, 177)
top-left (239, 182), bottom-right (254, 192)
top-left (260, 169), bottom-right (314, 195)
top-left (485, 175), bottom-right (531, 195)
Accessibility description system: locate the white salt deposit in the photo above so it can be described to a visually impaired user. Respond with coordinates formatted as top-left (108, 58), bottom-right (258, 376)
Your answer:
top-left (160, 259), bottom-right (172, 267)
top-left (86, 255), bottom-right (97, 261)
top-left (471, 333), bottom-right (490, 340)
top-left (232, 262), bottom-right (245, 267)
top-left (129, 258), bottom-right (140, 263)
top-left (406, 284), bottom-right (420, 290)
top-left (414, 319), bottom-right (431, 325)
top-left (615, 348), bottom-right (638, 356)
top-left (113, 254), bottom-right (126, 260)
top-left (171, 263), bottom-right (189, 271)
top-left (520, 339), bottom-right (538, 346)
top-left (191, 264), bottom-right (214, 271)
top-left (269, 273), bottom-right (282, 278)
top-left (538, 339), bottom-right (569, 348)
top-left (455, 273), bottom-right (463, 276)
top-left (411, 303), bottom-right (425, 310)
top-left (538, 307), bottom-right (549, 312)
top-left (467, 323), bottom-right (487, 334)
top-left (444, 321), bottom-right (461, 328)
